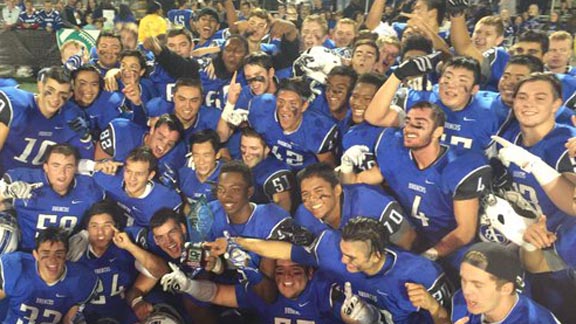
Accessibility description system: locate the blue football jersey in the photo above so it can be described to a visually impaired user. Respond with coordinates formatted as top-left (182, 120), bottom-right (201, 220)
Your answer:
top-left (291, 229), bottom-right (452, 324)
top-left (295, 184), bottom-right (410, 246)
top-left (145, 98), bottom-right (221, 143)
top-left (395, 86), bottom-right (500, 154)
top-left (0, 252), bottom-right (99, 324)
top-left (375, 129), bottom-right (491, 247)
top-left (149, 64), bottom-right (176, 102)
top-left (93, 171), bottom-right (182, 227)
top-left (5, 168), bottom-right (104, 251)
top-left (167, 9), bottom-right (194, 30)
top-left (482, 47), bottom-right (509, 92)
top-left (178, 160), bottom-right (222, 204)
top-left (18, 11), bottom-right (38, 25)
top-left (69, 90), bottom-right (126, 136)
top-left (451, 290), bottom-right (560, 324)
top-left (0, 88), bottom-right (94, 173)
top-left (78, 244), bottom-right (139, 323)
top-left (341, 122), bottom-right (384, 172)
top-left (201, 69), bottom-right (246, 110)
top-left (207, 201), bottom-right (291, 268)
top-left (497, 125), bottom-right (576, 230)
top-left (250, 155), bottom-right (294, 205)
top-left (248, 94), bottom-right (339, 171)
top-left (97, 118), bottom-right (188, 188)
top-left (37, 9), bottom-right (62, 29)
top-left (235, 272), bottom-right (343, 324)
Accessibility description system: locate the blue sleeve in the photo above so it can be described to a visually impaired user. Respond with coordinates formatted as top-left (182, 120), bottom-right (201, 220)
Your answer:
top-left (0, 252), bottom-right (23, 294)
top-left (290, 245), bottom-right (319, 267)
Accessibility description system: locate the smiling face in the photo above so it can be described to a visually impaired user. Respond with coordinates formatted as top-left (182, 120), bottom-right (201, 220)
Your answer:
top-left (244, 63), bottom-right (273, 95)
top-left (300, 176), bottom-right (341, 223)
top-left (275, 260), bottom-right (311, 299)
top-left (438, 66), bottom-right (478, 111)
top-left (191, 141), bottom-right (218, 179)
top-left (349, 81), bottom-right (378, 124)
top-left (222, 38), bottom-right (247, 73)
top-left (173, 85), bottom-right (202, 125)
top-left (301, 21), bottom-right (327, 51)
top-left (146, 123), bottom-right (181, 158)
top-left (513, 80), bottom-right (561, 130)
top-left (471, 23), bottom-right (503, 53)
top-left (97, 36), bottom-right (122, 68)
top-left (123, 160), bottom-right (155, 198)
top-left (497, 64), bottom-right (531, 107)
top-left (37, 78), bottom-right (71, 117)
top-left (74, 70), bottom-right (101, 107)
top-left (216, 171), bottom-right (253, 218)
top-left (240, 134), bottom-right (268, 168)
top-left (339, 239), bottom-right (381, 274)
top-left (333, 22), bottom-right (356, 48)
top-left (276, 89), bottom-right (307, 132)
top-left (120, 55), bottom-right (145, 85)
top-left (33, 240), bottom-right (67, 284)
top-left (152, 218), bottom-right (187, 259)
top-left (197, 14), bottom-right (220, 41)
top-left (325, 74), bottom-right (352, 115)
top-left (403, 107), bottom-right (442, 150)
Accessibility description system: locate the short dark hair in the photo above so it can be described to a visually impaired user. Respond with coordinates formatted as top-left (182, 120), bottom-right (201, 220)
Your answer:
top-left (243, 51), bottom-right (273, 71)
top-left (506, 54), bottom-right (544, 73)
top-left (72, 64), bottom-right (103, 88)
top-left (401, 34), bottom-right (433, 60)
top-left (224, 34), bottom-right (249, 55)
top-left (40, 66), bottom-right (71, 85)
top-left (154, 113), bottom-right (184, 141)
top-left (167, 27), bottom-right (193, 44)
top-left (276, 77), bottom-right (311, 102)
top-left (409, 101), bottom-right (446, 128)
top-left (518, 30), bottom-right (549, 54)
top-left (327, 65), bottom-right (358, 93)
top-left (297, 163), bottom-right (339, 188)
top-left (341, 217), bottom-right (388, 257)
top-left (147, 1), bottom-right (162, 14)
top-left (150, 208), bottom-right (184, 232)
top-left (96, 31), bottom-right (122, 50)
top-left (514, 72), bottom-right (562, 101)
top-left (190, 129), bottom-right (220, 152)
top-left (174, 77), bottom-right (203, 95)
top-left (82, 201), bottom-right (123, 230)
top-left (356, 72), bottom-right (385, 89)
top-left (126, 146), bottom-right (158, 173)
top-left (220, 160), bottom-right (253, 188)
top-left (417, 0), bottom-right (446, 26)
top-left (119, 49), bottom-right (147, 73)
top-left (45, 144), bottom-right (80, 165)
top-left (35, 226), bottom-right (69, 252)
top-left (441, 56), bottom-right (482, 86)
top-left (240, 127), bottom-right (266, 147)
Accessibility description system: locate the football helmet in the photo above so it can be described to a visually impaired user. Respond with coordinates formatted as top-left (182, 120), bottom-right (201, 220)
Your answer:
top-left (479, 191), bottom-right (538, 251)
top-left (144, 303), bottom-right (184, 324)
top-left (292, 46), bottom-right (342, 84)
top-left (0, 211), bottom-right (19, 255)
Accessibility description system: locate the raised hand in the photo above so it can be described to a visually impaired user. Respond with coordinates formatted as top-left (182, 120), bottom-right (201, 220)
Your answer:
top-left (2, 181), bottom-right (43, 200)
top-left (340, 282), bottom-right (380, 324)
top-left (339, 145), bottom-right (369, 173)
top-left (394, 52), bottom-right (442, 81)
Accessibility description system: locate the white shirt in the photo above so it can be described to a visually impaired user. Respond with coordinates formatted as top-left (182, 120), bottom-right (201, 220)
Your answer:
top-left (2, 6), bottom-right (21, 25)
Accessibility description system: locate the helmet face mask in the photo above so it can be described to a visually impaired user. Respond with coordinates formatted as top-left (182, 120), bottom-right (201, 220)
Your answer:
top-left (292, 46), bottom-right (342, 85)
top-left (0, 212), bottom-right (19, 255)
top-left (478, 191), bottom-right (538, 251)
top-left (144, 303), bottom-right (184, 324)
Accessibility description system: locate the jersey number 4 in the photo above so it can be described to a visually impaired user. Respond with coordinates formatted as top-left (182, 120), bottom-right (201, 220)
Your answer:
top-left (411, 195), bottom-right (430, 227)
top-left (91, 274), bottom-right (125, 305)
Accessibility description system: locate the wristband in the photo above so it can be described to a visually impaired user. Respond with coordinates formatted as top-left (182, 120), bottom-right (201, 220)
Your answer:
top-left (527, 159), bottom-right (561, 186)
top-left (77, 159), bottom-right (96, 174)
top-left (130, 296), bottom-right (144, 308)
top-left (422, 247), bottom-right (439, 261)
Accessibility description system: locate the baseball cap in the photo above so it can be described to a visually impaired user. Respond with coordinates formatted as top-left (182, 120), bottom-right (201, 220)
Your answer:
top-left (463, 242), bottom-right (523, 285)
top-left (197, 7), bottom-right (220, 24)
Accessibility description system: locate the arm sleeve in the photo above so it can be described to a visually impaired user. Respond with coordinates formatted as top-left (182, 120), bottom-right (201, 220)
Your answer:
top-left (0, 90), bottom-right (14, 127)
top-left (156, 47), bottom-right (200, 80)
top-left (452, 165), bottom-right (492, 200)
top-left (98, 123), bottom-right (116, 157)
top-left (262, 170), bottom-right (294, 198)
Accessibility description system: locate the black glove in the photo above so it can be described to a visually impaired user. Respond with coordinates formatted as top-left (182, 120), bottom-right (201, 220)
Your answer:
top-left (67, 116), bottom-right (92, 142)
top-left (447, 0), bottom-right (469, 17)
top-left (393, 52), bottom-right (442, 81)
